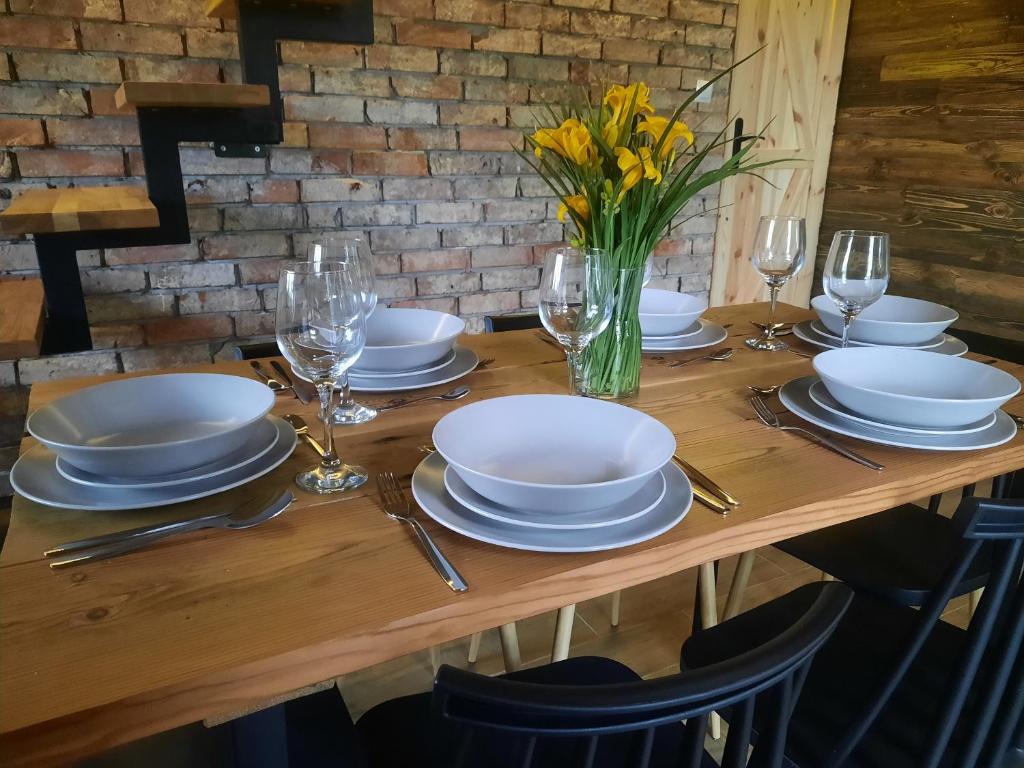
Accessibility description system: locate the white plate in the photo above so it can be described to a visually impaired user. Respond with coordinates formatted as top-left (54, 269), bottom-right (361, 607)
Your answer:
top-left (55, 417), bottom-right (280, 489)
top-left (350, 348), bottom-right (456, 379)
top-left (412, 452), bottom-right (692, 553)
top-left (11, 416), bottom-right (296, 510)
top-left (778, 377), bottom-right (1017, 452)
top-left (808, 380), bottom-right (997, 436)
top-left (642, 322), bottom-right (703, 342)
top-left (297, 346), bottom-right (479, 393)
top-left (793, 321), bottom-right (967, 357)
top-left (641, 321), bottom-right (728, 353)
top-left (443, 464), bottom-right (667, 530)
top-left (810, 320), bottom-right (944, 350)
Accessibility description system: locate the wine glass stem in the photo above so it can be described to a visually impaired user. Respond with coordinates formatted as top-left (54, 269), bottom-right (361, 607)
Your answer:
top-left (316, 382), bottom-right (341, 467)
top-left (339, 373), bottom-right (353, 408)
top-left (565, 345), bottom-right (582, 395)
top-left (766, 283), bottom-right (781, 341)
top-left (841, 313), bottom-right (853, 349)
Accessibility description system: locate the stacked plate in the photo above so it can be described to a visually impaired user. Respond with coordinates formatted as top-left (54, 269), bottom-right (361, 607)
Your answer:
top-left (794, 295), bottom-right (967, 356)
top-left (12, 373), bottom-right (296, 510)
top-left (777, 348), bottom-right (1020, 451)
top-left (639, 288), bottom-right (727, 353)
top-left (411, 394), bottom-right (692, 552)
top-left (347, 307), bottom-right (478, 392)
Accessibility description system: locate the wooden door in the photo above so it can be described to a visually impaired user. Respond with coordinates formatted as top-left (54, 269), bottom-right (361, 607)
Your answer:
top-left (709, 0), bottom-right (851, 307)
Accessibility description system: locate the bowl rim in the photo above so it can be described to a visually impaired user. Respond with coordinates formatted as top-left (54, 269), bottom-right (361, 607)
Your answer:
top-left (26, 372), bottom-right (275, 452)
top-left (364, 307), bottom-right (466, 351)
top-left (432, 394), bottom-right (676, 490)
top-left (813, 349), bottom-right (1021, 405)
top-left (811, 294), bottom-right (959, 327)
top-left (638, 288), bottom-right (707, 318)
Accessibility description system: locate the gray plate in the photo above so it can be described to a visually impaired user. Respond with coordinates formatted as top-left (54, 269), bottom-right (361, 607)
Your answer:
top-left (350, 346), bottom-right (479, 393)
top-left (641, 321), bottom-right (704, 343)
top-left (641, 321), bottom-right (728, 353)
top-left (412, 452), bottom-right (691, 552)
top-left (779, 376), bottom-right (1017, 451)
top-left (794, 321), bottom-right (968, 357)
top-left (350, 348), bottom-right (456, 379)
top-left (11, 416), bottom-right (296, 510)
top-left (810, 320), bottom-right (944, 350)
top-left (443, 464), bottom-right (667, 530)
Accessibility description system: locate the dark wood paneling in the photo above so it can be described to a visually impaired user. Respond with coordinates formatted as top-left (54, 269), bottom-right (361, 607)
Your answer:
top-left (818, 0), bottom-right (1024, 342)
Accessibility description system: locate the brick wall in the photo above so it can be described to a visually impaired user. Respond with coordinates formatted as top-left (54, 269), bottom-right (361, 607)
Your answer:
top-left (0, 0), bottom-right (736, 384)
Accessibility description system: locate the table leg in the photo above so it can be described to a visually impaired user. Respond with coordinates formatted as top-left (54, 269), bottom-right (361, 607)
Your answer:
top-left (498, 623), bottom-right (521, 672)
top-left (467, 631), bottom-right (483, 663)
top-left (551, 604), bottom-right (575, 661)
top-left (723, 551), bottom-right (756, 621)
top-left (610, 590), bottom-right (622, 627)
top-left (698, 562), bottom-right (722, 740)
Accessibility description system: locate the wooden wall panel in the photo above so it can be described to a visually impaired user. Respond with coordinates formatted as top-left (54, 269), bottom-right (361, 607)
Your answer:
top-left (816, 0), bottom-right (1024, 342)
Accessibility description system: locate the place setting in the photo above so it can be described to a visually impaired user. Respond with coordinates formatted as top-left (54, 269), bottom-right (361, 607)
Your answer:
top-left (640, 288), bottom-right (729, 354)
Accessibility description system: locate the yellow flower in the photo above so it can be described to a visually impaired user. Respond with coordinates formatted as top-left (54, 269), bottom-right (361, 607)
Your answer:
top-left (638, 114), bottom-right (694, 160)
top-left (557, 194), bottom-right (590, 223)
top-left (532, 118), bottom-right (596, 166)
top-left (602, 83), bottom-right (655, 146)
top-left (615, 146), bottom-right (662, 194)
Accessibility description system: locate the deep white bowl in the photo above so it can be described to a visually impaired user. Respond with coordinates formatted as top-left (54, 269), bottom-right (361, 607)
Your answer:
top-left (27, 373), bottom-right (275, 477)
top-left (813, 348), bottom-right (1020, 429)
top-left (812, 294), bottom-right (958, 346)
top-left (355, 307), bottom-right (465, 373)
top-left (432, 394), bottom-right (676, 514)
top-left (639, 289), bottom-right (707, 337)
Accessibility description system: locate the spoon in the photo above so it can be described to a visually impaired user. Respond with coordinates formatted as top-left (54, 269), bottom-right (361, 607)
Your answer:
top-left (788, 348), bottom-right (815, 359)
top-left (282, 414), bottom-right (326, 457)
top-left (378, 385), bottom-right (470, 412)
top-left (668, 347), bottom-right (734, 368)
top-left (748, 385), bottom-right (780, 396)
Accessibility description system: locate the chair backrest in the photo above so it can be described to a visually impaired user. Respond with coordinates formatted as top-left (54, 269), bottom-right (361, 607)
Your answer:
top-left (231, 341), bottom-right (279, 360)
top-left (429, 583), bottom-right (852, 768)
top-left (484, 312), bottom-right (543, 333)
top-left (832, 492), bottom-right (1024, 768)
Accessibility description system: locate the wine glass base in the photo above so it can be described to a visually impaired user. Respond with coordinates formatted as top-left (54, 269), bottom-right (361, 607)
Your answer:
top-left (332, 401), bottom-right (378, 425)
top-left (295, 463), bottom-right (368, 494)
top-left (745, 335), bottom-right (790, 352)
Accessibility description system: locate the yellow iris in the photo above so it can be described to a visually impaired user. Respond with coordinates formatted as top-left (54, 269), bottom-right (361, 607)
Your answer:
top-left (532, 118), bottom-right (596, 166)
top-left (557, 194), bottom-right (590, 223)
top-left (615, 146), bottom-right (662, 194)
top-left (638, 114), bottom-right (694, 160)
top-left (602, 83), bottom-right (654, 147)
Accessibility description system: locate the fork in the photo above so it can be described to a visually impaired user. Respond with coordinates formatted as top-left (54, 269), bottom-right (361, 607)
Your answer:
top-left (748, 395), bottom-right (884, 470)
top-left (376, 472), bottom-right (468, 592)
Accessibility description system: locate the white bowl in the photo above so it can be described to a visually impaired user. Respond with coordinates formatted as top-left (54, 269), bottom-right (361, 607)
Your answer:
top-left (27, 373), bottom-right (275, 478)
top-left (813, 348), bottom-right (1020, 429)
top-left (812, 294), bottom-right (958, 346)
top-left (432, 394), bottom-right (676, 514)
top-left (639, 289), bottom-right (707, 337)
top-left (355, 307), bottom-right (465, 373)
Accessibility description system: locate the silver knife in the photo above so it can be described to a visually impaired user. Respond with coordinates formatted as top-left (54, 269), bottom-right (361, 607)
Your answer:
top-left (271, 360), bottom-right (312, 405)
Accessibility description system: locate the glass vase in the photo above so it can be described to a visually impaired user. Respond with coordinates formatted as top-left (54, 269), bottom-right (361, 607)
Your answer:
top-left (578, 266), bottom-right (646, 400)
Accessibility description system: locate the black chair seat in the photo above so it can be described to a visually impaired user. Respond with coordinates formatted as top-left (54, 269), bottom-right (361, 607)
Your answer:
top-left (774, 503), bottom-right (990, 605)
top-left (682, 583), bottom-right (972, 768)
top-left (356, 656), bottom-right (711, 768)
top-left (484, 312), bottom-right (543, 333)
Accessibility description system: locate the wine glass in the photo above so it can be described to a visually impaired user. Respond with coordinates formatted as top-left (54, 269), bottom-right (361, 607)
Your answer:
top-left (276, 262), bottom-right (368, 494)
top-left (307, 235), bottom-right (378, 425)
top-left (822, 230), bottom-right (890, 348)
top-left (538, 246), bottom-right (614, 394)
top-left (746, 216), bottom-right (806, 351)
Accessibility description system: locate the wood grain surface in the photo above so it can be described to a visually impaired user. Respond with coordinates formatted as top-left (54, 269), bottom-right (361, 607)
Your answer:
top-left (0, 186), bottom-right (158, 235)
top-left (1, 303), bottom-right (1022, 766)
top-left (817, 0), bottom-right (1024, 342)
top-left (0, 278), bottom-right (44, 359)
top-left (114, 82), bottom-right (271, 110)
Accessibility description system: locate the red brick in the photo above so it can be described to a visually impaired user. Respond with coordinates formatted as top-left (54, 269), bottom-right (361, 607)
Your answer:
top-left (16, 149), bottom-right (124, 177)
top-left (505, 5), bottom-right (570, 31)
top-left (395, 20), bottom-right (472, 49)
top-left (80, 22), bottom-right (184, 56)
top-left (669, 0), bottom-right (725, 24)
top-left (14, 52), bottom-right (123, 83)
top-left (440, 103), bottom-right (506, 126)
top-left (249, 179), bottom-right (299, 204)
top-left (9, 0), bottom-right (121, 20)
top-left (459, 127), bottom-right (522, 151)
top-left (459, 290), bottom-right (520, 314)
top-left (104, 243), bottom-right (201, 266)
top-left (91, 323), bottom-right (145, 349)
top-left (0, 118), bottom-right (46, 147)
top-left (570, 10), bottom-right (631, 37)
top-left (436, 0), bottom-right (504, 24)
top-left (472, 28), bottom-right (540, 54)
top-left (89, 86), bottom-right (130, 116)
top-left (124, 0), bottom-right (219, 27)
top-left (366, 45), bottom-right (438, 73)
top-left (352, 150), bottom-right (429, 176)
top-left (280, 41), bottom-right (363, 66)
top-left (238, 258), bottom-right (287, 285)
top-left (615, 0), bottom-right (668, 15)
top-left (541, 33), bottom-right (601, 58)
top-left (123, 58), bottom-right (220, 83)
top-left (0, 17), bottom-right (77, 50)
top-left (308, 124), bottom-right (387, 150)
top-left (387, 127), bottom-right (458, 150)
top-left (392, 74), bottom-right (463, 100)
top-left (186, 29), bottom-right (239, 59)
top-left (47, 117), bottom-right (140, 146)
top-left (471, 245), bottom-right (534, 268)
top-left (282, 122), bottom-right (308, 147)
top-left (374, 0), bottom-right (434, 16)
top-left (401, 249), bottom-right (470, 272)
top-left (391, 297), bottom-right (458, 313)
top-left (603, 37), bottom-right (661, 63)
top-left (144, 315), bottom-right (233, 346)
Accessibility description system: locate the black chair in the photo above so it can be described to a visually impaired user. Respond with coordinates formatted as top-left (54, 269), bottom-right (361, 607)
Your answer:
top-left (354, 583), bottom-right (852, 768)
top-left (683, 494), bottom-right (1024, 768)
top-left (232, 341), bottom-right (279, 360)
top-left (484, 312), bottom-right (543, 333)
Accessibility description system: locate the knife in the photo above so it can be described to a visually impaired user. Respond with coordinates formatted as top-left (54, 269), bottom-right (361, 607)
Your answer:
top-left (271, 360), bottom-right (313, 405)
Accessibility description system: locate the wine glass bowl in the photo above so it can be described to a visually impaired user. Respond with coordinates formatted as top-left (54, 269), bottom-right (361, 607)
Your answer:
top-left (746, 215), bottom-right (806, 352)
top-left (822, 230), bottom-right (890, 348)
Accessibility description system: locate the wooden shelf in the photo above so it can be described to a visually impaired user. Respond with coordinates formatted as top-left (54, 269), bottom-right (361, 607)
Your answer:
top-left (0, 186), bottom-right (159, 235)
top-left (0, 277), bottom-right (45, 359)
top-left (205, 0), bottom-right (357, 19)
top-left (114, 82), bottom-right (271, 111)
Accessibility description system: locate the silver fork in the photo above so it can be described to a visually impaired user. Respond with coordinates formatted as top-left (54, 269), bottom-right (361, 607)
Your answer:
top-left (376, 472), bottom-right (468, 592)
top-left (748, 395), bottom-right (884, 470)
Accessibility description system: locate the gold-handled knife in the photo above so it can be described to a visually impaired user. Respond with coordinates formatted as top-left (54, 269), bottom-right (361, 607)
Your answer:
top-left (672, 454), bottom-right (740, 508)
top-left (689, 483), bottom-right (730, 515)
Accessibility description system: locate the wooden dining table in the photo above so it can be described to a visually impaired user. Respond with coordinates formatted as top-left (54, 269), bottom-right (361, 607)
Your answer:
top-left (1, 301), bottom-right (1022, 766)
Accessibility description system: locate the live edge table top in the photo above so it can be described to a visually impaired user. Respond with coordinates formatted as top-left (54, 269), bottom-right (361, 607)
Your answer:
top-left (2, 302), bottom-right (1022, 767)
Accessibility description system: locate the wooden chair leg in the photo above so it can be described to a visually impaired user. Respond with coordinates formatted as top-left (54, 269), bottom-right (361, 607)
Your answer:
top-left (551, 604), bottom-right (576, 662)
top-left (821, 571), bottom-right (836, 581)
top-left (697, 562), bottom-right (722, 740)
top-left (467, 632), bottom-right (483, 663)
top-left (498, 623), bottom-right (521, 672)
top-left (723, 550), bottom-right (756, 621)
top-left (429, 645), bottom-right (441, 674)
top-left (610, 590), bottom-right (622, 627)
top-left (969, 588), bottom-right (983, 618)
